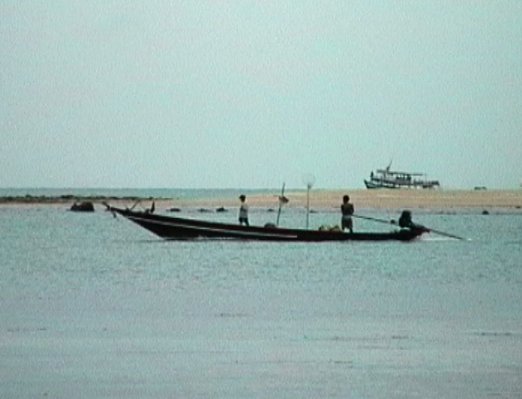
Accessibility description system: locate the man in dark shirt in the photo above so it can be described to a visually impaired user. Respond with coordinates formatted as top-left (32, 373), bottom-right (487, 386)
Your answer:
top-left (341, 195), bottom-right (354, 233)
top-left (238, 194), bottom-right (249, 226)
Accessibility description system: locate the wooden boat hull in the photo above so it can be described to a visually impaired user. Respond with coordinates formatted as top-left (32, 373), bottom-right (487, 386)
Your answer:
top-left (108, 207), bottom-right (425, 242)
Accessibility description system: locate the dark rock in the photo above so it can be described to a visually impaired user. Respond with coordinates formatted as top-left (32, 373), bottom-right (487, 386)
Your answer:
top-left (70, 201), bottom-right (95, 212)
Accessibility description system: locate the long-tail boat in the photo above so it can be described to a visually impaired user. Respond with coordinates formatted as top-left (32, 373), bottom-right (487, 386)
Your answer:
top-left (105, 205), bottom-right (427, 242)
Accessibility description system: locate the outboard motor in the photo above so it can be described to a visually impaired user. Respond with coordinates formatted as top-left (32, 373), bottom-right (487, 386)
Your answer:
top-left (398, 210), bottom-right (413, 228)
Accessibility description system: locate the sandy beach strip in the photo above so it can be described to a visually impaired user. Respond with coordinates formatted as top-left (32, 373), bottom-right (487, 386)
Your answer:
top-left (2, 189), bottom-right (521, 211)
top-left (198, 189), bottom-right (522, 212)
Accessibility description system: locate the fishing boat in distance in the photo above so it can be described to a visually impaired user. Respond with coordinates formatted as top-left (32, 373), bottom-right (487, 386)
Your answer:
top-left (364, 163), bottom-right (440, 189)
top-left (105, 205), bottom-right (427, 242)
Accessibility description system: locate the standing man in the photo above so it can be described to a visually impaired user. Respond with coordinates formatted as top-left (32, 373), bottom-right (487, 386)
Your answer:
top-left (341, 194), bottom-right (354, 233)
top-left (238, 194), bottom-right (249, 226)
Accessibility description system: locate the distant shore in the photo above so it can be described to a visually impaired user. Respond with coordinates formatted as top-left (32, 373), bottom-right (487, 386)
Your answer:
top-left (1, 189), bottom-right (521, 212)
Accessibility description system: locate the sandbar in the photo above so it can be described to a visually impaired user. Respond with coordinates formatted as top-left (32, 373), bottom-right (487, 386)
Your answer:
top-left (1, 189), bottom-right (521, 212)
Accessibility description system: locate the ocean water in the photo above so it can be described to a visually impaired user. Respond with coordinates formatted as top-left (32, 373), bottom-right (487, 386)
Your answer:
top-left (0, 201), bottom-right (521, 399)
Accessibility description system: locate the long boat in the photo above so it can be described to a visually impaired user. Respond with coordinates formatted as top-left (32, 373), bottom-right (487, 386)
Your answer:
top-left (106, 206), bottom-right (426, 242)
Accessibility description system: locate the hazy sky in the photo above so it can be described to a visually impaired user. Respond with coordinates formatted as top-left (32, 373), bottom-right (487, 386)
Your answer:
top-left (2, 1), bottom-right (521, 189)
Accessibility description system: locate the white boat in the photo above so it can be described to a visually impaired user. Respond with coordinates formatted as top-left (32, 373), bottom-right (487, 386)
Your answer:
top-left (364, 163), bottom-right (440, 189)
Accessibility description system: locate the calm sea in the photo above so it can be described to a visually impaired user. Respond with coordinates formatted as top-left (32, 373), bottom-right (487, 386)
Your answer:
top-left (1, 191), bottom-right (521, 399)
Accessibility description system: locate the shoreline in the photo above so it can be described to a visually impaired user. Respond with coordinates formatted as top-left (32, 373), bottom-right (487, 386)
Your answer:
top-left (1, 189), bottom-right (521, 212)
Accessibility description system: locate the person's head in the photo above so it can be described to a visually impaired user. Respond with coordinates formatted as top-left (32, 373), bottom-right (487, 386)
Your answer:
top-left (343, 195), bottom-right (349, 203)
top-left (239, 194), bottom-right (246, 202)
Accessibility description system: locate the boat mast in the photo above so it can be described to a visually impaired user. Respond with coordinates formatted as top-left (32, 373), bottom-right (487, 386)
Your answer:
top-left (276, 183), bottom-right (286, 226)
top-left (303, 174), bottom-right (315, 229)
top-left (306, 185), bottom-right (310, 229)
